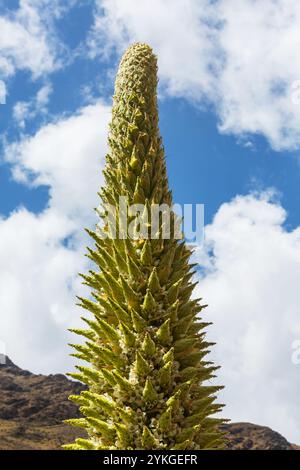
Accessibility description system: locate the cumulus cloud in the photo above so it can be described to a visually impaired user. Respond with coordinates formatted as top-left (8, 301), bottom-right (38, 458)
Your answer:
top-left (194, 192), bottom-right (300, 442)
top-left (89, 0), bottom-right (300, 150)
top-left (217, 0), bottom-right (300, 150)
top-left (88, 0), bottom-right (219, 100)
top-left (0, 0), bottom-right (69, 79)
top-left (6, 101), bottom-right (110, 219)
top-left (0, 208), bottom-right (85, 373)
top-left (0, 101), bottom-right (111, 374)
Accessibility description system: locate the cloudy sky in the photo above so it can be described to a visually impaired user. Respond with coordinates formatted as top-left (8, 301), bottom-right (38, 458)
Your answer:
top-left (1, 0), bottom-right (300, 443)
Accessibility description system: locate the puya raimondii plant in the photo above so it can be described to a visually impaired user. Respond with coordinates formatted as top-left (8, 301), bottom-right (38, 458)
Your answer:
top-left (65, 43), bottom-right (225, 450)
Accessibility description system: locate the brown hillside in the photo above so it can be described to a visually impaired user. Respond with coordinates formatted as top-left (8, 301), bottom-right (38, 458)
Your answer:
top-left (0, 357), bottom-right (297, 450)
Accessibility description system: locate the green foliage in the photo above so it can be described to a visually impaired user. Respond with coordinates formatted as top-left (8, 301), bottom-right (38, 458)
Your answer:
top-left (65, 43), bottom-right (225, 450)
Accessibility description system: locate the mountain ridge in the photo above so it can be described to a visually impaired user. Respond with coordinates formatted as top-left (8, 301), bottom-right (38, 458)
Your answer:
top-left (0, 356), bottom-right (297, 450)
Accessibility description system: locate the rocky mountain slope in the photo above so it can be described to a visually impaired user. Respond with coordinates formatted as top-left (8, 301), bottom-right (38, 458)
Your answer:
top-left (0, 356), bottom-right (297, 450)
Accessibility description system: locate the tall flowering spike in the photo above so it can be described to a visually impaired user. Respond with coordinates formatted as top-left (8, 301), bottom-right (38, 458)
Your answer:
top-left (65, 43), bottom-right (226, 450)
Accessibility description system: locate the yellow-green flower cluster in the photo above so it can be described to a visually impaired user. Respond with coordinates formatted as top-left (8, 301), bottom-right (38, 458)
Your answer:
top-left (64, 43), bottom-right (225, 450)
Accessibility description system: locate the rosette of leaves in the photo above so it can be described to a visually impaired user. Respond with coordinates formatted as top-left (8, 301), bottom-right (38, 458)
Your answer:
top-left (64, 43), bottom-right (226, 450)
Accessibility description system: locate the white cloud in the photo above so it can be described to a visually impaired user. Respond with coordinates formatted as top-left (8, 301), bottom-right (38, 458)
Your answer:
top-left (36, 83), bottom-right (53, 108)
top-left (0, 208), bottom-right (85, 374)
top-left (0, 101), bottom-right (111, 374)
top-left (88, 0), bottom-right (219, 100)
top-left (0, 79), bottom-right (6, 104)
top-left (0, 0), bottom-right (69, 79)
top-left (194, 192), bottom-right (300, 442)
top-left (6, 101), bottom-right (110, 219)
top-left (0, 56), bottom-right (14, 77)
top-left (13, 83), bottom-right (53, 128)
top-left (216, 0), bottom-right (300, 150)
top-left (13, 102), bottom-right (30, 128)
top-left (89, 0), bottom-right (300, 150)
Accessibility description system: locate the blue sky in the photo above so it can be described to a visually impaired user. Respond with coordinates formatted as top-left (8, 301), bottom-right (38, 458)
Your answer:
top-left (1, 0), bottom-right (300, 442)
